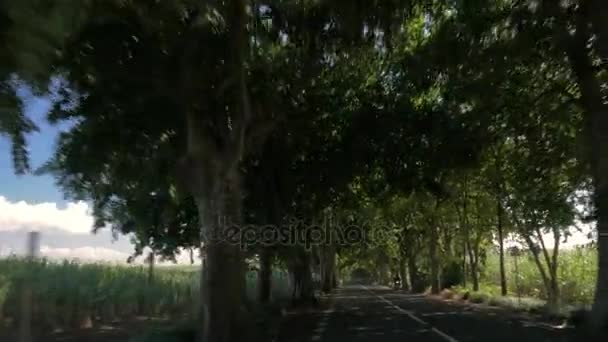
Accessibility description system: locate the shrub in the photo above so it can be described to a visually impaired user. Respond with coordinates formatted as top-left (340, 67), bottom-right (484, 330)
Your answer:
top-left (469, 292), bottom-right (488, 304)
top-left (439, 289), bottom-right (455, 299)
top-left (481, 247), bottom-right (596, 306)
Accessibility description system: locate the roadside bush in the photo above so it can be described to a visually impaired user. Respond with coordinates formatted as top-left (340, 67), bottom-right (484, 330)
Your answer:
top-left (469, 292), bottom-right (489, 304)
top-left (481, 247), bottom-right (596, 306)
top-left (441, 260), bottom-right (464, 289)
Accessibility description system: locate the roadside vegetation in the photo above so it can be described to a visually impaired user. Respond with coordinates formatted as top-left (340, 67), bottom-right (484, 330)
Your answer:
top-left (0, 258), bottom-right (289, 333)
top-left (1, 0), bottom-right (607, 341)
top-left (413, 245), bottom-right (595, 323)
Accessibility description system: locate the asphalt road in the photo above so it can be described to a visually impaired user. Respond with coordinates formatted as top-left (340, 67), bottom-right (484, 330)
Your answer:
top-left (278, 285), bottom-right (584, 342)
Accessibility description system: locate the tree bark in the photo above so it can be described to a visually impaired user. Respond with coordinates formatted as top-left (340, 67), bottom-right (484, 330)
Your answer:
top-left (493, 148), bottom-right (507, 296)
top-left (468, 242), bottom-right (479, 292)
top-left (429, 225), bottom-right (440, 294)
top-left (467, 195), bottom-right (481, 292)
top-left (147, 251), bottom-right (155, 284)
top-left (550, 228), bottom-right (561, 309)
top-left (466, 226), bottom-right (480, 292)
top-left (184, 0), bottom-right (252, 340)
top-left (379, 263), bottom-right (389, 286)
top-left (332, 268), bottom-right (338, 288)
top-left (195, 170), bottom-right (246, 342)
top-left (522, 232), bottom-right (554, 306)
top-left (572, 6), bottom-right (608, 333)
top-left (497, 200), bottom-right (507, 296)
top-left (535, 227), bottom-right (561, 309)
top-left (589, 0), bottom-right (608, 61)
top-left (508, 198), bottom-right (559, 306)
top-left (542, 0), bottom-right (608, 331)
top-left (258, 248), bottom-right (273, 303)
top-left (320, 245), bottom-right (336, 293)
top-left (456, 180), bottom-right (473, 290)
top-left (462, 242), bottom-right (467, 288)
top-left (399, 255), bottom-right (409, 291)
top-left (407, 252), bottom-right (424, 293)
top-left (290, 248), bottom-right (315, 304)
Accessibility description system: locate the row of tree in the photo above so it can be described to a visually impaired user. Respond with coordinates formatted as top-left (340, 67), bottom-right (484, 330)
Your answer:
top-left (1, 0), bottom-right (607, 340)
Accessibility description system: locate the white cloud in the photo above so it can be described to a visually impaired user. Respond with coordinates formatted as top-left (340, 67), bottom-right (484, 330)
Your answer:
top-left (0, 196), bottom-right (200, 264)
top-left (0, 196), bottom-right (136, 262)
top-left (0, 196), bottom-right (94, 234)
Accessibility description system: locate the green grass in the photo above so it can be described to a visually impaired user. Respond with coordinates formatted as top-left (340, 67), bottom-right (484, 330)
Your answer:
top-left (481, 246), bottom-right (596, 306)
top-left (0, 257), bottom-right (290, 331)
top-left (450, 284), bottom-right (547, 312)
top-left (443, 246), bottom-right (596, 317)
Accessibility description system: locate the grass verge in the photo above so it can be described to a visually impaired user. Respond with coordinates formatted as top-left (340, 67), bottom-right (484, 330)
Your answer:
top-left (438, 285), bottom-right (586, 323)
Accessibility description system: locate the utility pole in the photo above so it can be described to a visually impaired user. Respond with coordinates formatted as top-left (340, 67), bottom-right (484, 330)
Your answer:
top-left (20, 231), bottom-right (40, 342)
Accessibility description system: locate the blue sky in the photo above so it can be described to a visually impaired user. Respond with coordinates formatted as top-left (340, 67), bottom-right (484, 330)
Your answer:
top-left (0, 93), bottom-right (193, 263)
top-left (0, 91), bottom-right (141, 262)
top-left (0, 89), bottom-right (68, 207)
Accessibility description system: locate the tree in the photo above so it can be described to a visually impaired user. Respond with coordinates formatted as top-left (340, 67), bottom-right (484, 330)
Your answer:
top-left (531, 0), bottom-right (608, 331)
top-left (39, 2), bottom-right (419, 339)
top-left (5, 0), bottom-right (607, 339)
top-left (39, 2), bottom-right (284, 340)
top-left (0, 0), bottom-right (89, 173)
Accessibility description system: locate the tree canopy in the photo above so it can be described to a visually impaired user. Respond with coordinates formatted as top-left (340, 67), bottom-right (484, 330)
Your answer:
top-left (3, 0), bottom-right (608, 340)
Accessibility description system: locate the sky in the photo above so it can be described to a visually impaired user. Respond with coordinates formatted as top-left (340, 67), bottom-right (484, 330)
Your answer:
top-left (0, 90), bottom-right (65, 206)
top-left (0, 91), bottom-right (594, 263)
top-left (0, 90), bottom-right (142, 263)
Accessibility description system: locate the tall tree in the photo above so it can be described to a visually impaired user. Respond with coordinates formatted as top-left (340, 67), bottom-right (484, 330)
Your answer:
top-left (535, 0), bottom-right (608, 331)
top-left (0, 1), bottom-right (88, 173)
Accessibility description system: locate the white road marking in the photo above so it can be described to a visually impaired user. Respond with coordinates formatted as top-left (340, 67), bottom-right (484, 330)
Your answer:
top-left (362, 285), bottom-right (460, 342)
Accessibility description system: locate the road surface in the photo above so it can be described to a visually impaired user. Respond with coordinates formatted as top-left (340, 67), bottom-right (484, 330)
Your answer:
top-left (278, 285), bottom-right (582, 342)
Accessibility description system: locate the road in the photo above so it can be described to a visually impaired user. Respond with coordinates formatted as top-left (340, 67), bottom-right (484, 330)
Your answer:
top-left (278, 285), bottom-right (583, 342)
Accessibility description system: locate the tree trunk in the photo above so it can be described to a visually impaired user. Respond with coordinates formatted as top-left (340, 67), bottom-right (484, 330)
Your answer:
top-left (548, 268), bottom-right (560, 310)
top-left (462, 242), bottom-right (467, 288)
top-left (377, 253), bottom-right (390, 285)
top-left (576, 7), bottom-right (608, 334)
top-left (510, 204), bottom-right (558, 308)
top-left (548, 228), bottom-right (561, 309)
top-left (320, 245), bottom-right (336, 293)
top-left (546, 0), bottom-right (608, 332)
top-left (522, 233), bottom-right (553, 305)
top-left (494, 149), bottom-right (508, 296)
top-left (592, 198), bottom-right (608, 332)
top-left (258, 248), bottom-right (273, 303)
top-left (290, 249), bottom-right (315, 304)
top-left (299, 266), bottom-right (314, 302)
top-left (147, 251), bottom-right (155, 284)
top-left (467, 238), bottom-right (479, 292)
top-left (458, 181), bottom-right (471, 290)
top-left (497, 201), bottom-right (507, 296)
top-left (399, 255), bottom-right (409, 291)
top-left (195, 172), bottom-right (246, 342)
top-left (204, 241), bottom-right (245, 342)
top-left (407, 252), bottom-right (424, 293)
top-left (182, 0), bottom-right (251, 339)
top-left (589, 0), bottom-right (608, 61)
top-left (468, 249), bottom-right (479, 292)
top-left (429, 225), bottom-right (440, 294)
top-left (332, 270), bottom-right (338, 288)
